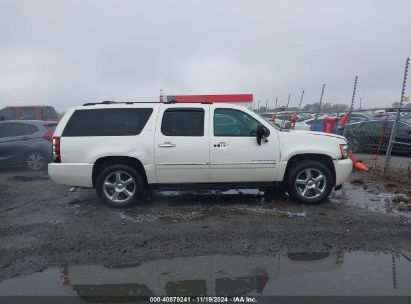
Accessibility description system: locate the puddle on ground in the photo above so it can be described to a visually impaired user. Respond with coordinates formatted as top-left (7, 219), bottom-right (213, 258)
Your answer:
top-left (120, 189), bottom-right (302, 223)
top-left (9, 174), bottom-right (50, 182)
top-left (333, 183), bottom-right (411, 217)
top-left (70, 184), bottom-right (410, 222)
top-left (1, 251), bottom-right (411, 297)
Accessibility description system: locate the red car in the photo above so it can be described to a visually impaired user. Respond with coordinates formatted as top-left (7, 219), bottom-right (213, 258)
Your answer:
top-left (0, 106), bottom-right (58, 121)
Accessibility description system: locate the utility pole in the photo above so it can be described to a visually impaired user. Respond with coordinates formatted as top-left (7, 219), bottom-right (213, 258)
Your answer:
top-left (359, 97), bottom-right (362, 110)
top-left (297, 90), bottom-right (305, 112)
top-left (275, 97), bottom-right (278, 111)
top-left (343, 76), bottom-right (358, 137)
top-left (312, 84), bottom-right (325, 131)
top-left (265, 99), bottom-right (268, 112)
top-left (382, 57), bottom-right (409, 175)
top-left (257, 100), bottom-right (261, 112)
top-left (285, 94), bottom-right (291, 111)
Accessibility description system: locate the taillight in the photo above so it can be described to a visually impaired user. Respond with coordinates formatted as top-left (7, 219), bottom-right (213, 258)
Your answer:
top-left (53, 137), bottom-right (61, 163)
top-left (43, 127), bottom-right (53, 142)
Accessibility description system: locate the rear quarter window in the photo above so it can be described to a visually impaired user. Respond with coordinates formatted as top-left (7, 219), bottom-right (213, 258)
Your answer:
top-left (62, 108), bottom-right (153, 137)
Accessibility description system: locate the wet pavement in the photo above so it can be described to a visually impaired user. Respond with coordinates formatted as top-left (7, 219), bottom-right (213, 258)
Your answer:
top-left (1, 169), bottom-right (411, 301)
top-left (1, 251), bottom-right (410, 297)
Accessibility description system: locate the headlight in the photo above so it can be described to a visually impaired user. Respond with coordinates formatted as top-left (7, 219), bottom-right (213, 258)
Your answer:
top-left (339, 144), bottom-right (349, 159)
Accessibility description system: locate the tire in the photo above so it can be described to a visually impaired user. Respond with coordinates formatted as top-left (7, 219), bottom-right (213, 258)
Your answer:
top-left (96, 164), bottom-right (144, 208)
top-left (286, 160), bottom-right (333, 204)
top-left (25, 151), bottom-right (47, 171)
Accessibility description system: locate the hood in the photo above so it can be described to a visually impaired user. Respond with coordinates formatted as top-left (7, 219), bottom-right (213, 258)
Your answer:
top-left (288, 129), bottom-right (347, 141)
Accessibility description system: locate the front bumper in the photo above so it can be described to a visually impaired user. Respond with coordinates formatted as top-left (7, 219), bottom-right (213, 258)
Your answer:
top-left (48, 163), bottom-right (93, 187)
top-left (333, 158), bottom-right (353, 186)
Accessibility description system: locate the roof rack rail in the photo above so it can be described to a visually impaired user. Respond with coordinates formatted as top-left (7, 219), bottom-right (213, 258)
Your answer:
top-left (82, 101), bottom-right (161, 106)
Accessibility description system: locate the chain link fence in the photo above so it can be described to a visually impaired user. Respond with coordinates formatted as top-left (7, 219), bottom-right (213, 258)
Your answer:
top-left (253, 58), bottom-right (411, 176)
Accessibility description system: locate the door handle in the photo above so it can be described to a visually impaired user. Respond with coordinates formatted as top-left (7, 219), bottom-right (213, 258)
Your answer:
top-left (214, 142), bottom-right (228, 148)
top-left (158, 142), bottom-right (176, 148)
top-left (21, 136), bottom-right (30, 140)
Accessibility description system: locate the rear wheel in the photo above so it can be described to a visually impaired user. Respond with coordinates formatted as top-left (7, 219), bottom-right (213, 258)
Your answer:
top-left (287, 160), bottom-right (333, 204)
top-left (96, 164), bottom-right (144, 208)
top-left (25, 151), bottom-right (46, 171)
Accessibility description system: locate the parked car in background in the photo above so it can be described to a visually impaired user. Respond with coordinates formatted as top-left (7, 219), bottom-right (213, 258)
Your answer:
top-left (344, 112), bottom-right (373, 123)
top-left (260, 112), bottom-right (316, 130)
top-left (0, 106), bottom-right (58, 121)
top-left (340, 119), bottom-right (411, 156)
top-left (0, 120), bottom-right (56, 171)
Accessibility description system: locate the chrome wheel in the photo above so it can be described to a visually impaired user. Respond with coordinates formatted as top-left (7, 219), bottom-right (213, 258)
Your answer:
top-left (103, 171), bottom-right (136, 204)
top-left (26, 153), bottom-right (45, 170)
top-left (295, 168), bottom-right (326, 199)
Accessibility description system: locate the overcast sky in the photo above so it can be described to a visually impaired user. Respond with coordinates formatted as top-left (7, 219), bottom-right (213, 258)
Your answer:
top-left (0, 0), bottom-right (410, 111)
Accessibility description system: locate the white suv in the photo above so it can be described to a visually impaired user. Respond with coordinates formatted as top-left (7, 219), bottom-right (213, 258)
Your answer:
top-left (48, 101), bottom-right (352, 207)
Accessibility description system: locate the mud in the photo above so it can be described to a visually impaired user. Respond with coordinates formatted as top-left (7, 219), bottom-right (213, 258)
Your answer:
top-left (1, 169), bottom-right (411, 289)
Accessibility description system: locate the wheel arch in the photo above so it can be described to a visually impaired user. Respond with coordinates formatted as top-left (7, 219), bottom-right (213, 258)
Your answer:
top-left (283, 153), bottom-right (336, 186)
top-left (92, 156), bottom-right (148, 187)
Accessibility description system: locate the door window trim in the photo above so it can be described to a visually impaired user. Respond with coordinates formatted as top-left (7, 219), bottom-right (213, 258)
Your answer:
top-left (213, 108), bottom-right (260, 137)
top-left (160, 108), bottom-right (205, 137)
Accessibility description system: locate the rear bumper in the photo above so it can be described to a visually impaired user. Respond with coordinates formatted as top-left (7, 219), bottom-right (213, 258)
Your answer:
top-left (334, 158), bottom-right (353, 186)
top-left (48, 163), bottom-right (93, 187)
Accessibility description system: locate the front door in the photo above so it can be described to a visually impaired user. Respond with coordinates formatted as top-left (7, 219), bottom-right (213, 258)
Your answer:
top-left (0, 122), bottom-right (30, 166)
top-left (209, 106), bottom-right (279, 183)
top-left (154, 104), bottom-right (210, 184)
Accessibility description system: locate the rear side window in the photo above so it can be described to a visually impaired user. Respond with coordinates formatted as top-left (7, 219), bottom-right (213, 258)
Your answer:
top-left (161, 108), bottom-right (204, 136)
top-left (1, 123), bottom-right (28, 137)
top-left (62, 108), bottom-right (153, 137)
top-left (28, 124), bottom-right (39, 134)
top-left (20, 108), bottom-right (36, 120)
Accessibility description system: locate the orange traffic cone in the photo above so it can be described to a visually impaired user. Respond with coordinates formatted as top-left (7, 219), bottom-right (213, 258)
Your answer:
top-left (354, 161), bottom-right (369, 171)
top-left (349, 152), bottom-right (369, 171)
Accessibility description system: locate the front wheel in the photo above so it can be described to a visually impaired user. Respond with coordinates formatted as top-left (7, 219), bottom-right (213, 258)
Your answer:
top-left (286, 160), bottom-right (333, 204)
top-left (96, 164), bottom-right (144, 208)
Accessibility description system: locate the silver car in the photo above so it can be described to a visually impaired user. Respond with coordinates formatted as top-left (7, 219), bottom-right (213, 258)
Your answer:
top-left (0, 120), bottom-right (56, 171)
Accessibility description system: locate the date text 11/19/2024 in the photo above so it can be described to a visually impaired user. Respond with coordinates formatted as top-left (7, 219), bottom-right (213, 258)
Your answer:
top-left (149, 296), bottom-right (258, 303)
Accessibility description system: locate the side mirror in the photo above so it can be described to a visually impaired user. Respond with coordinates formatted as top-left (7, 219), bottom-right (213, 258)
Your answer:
top-left (256, 124), bottom-right (270, 145)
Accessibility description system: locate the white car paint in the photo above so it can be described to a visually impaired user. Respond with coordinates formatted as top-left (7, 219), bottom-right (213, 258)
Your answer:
top-left (49, 103), bottom-right (352, 191)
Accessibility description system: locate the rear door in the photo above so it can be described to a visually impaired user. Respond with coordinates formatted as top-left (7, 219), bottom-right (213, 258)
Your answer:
top-left (154, 104), bottom-right (210, 184)
top-left (0, 122), bottom-right (30, 166)
top-left (209, 106), bottom-right (279, 183)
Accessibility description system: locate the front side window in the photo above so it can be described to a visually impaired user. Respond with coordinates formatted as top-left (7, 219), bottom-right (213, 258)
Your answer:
top-left (20, 108), bottom-right (36, 120)
top-left (1, 123), bottom-right (28, 137)
top-left (214, 108), bottom-right (259, 136)
top-left (161, 108), bottom-right (204, 136)
top-left (62, 108), bottom-right (153, 137)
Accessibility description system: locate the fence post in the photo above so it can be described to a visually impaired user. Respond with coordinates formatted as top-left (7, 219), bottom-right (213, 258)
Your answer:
top-left (381, 57), bottom-right (409, 175)
top-left (343, 76), bottom-right (358, 138)
top-left (311, 84), bottom-right (325, 131)
top-left (285, 94), bottom-right (291, 112)
top-left (292, 90), bottom-right (305, 130)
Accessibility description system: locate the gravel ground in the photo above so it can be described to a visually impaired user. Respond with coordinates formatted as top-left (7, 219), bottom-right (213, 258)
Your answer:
top-left (1, 168), bottom-right (411, 283)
